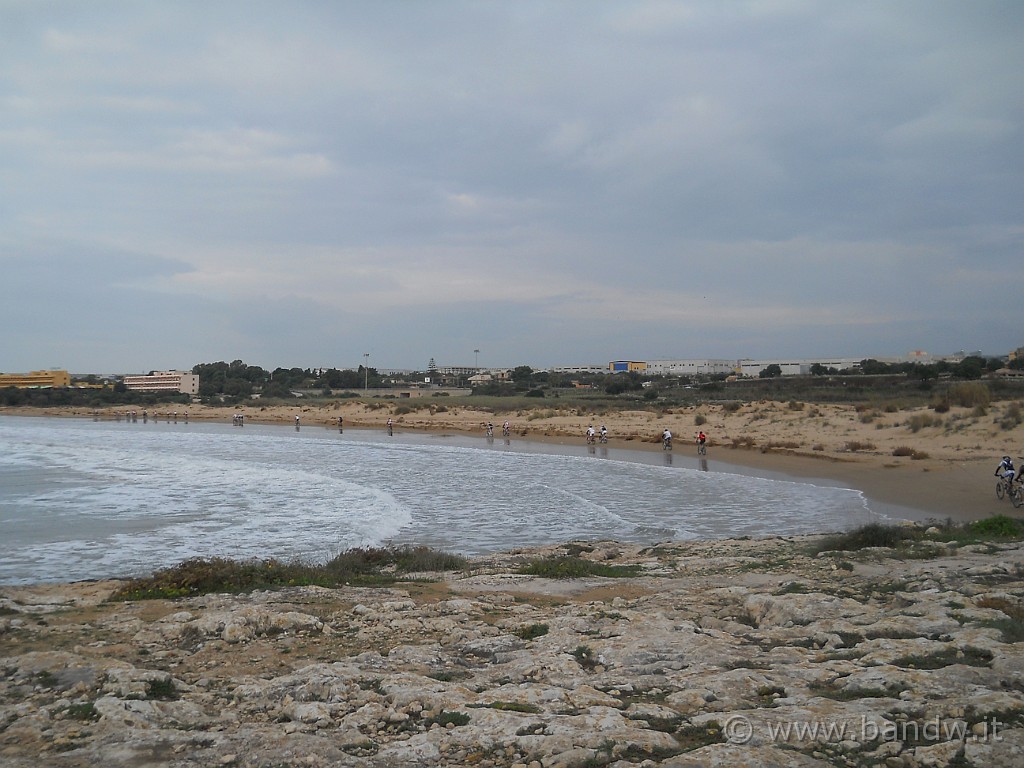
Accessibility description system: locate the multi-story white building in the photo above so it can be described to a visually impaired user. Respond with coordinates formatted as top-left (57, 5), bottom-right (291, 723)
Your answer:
top-left (122, 371), bottom-right (200, 395)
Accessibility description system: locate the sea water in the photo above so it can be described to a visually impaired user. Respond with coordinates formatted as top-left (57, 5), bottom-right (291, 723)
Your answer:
top-left (0, 415), bottom-right (880, 585)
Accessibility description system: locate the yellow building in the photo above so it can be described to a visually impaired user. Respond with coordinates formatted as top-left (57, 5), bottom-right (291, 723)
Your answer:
top-left (0, 370), bottom-right (72, 388)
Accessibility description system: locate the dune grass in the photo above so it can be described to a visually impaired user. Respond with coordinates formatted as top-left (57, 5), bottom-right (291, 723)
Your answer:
top-left (108, 545), bottom-right (468, 601)
top-left (812, 516), bottom-right (1024, 557)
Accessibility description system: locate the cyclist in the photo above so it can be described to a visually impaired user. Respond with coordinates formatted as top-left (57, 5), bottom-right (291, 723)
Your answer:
top-left (586, 425), bottom-right (596, 444)
top-left (696, 431), bottom-right (707, 454)
top-left (662, 428), bottom-right (672, 450)
top-left (599, 425), bottom-right (608, 443)
top-left (995, 455), bottom-right (1016, 486)
top-left (502, 420), bottom-right (511, 437)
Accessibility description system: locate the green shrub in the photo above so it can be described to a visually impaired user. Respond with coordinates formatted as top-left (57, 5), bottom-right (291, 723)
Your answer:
top-left (572, 645), bottom-right (599, 670)
top-left (513, 623), bottom-right (550, 641)
top-left (976, 597), bottom-right (1024, 643)
top-left (517, 555), bottom-right (641, 579)
top-left (428, 710), bottom-right (470, 728)
top-left (109, 545), bottom-right (467, 601)
top-left (694, 413), bottom-right (707, 426)
top-left (813, 523), bottom-right (918, 553)
top-left (968, 515), bottom-right (1024, 538)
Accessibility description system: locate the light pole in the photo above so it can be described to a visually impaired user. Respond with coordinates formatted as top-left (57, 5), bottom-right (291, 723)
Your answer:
top-left (474, 349), bottom-right (480, 370)
top-left (363, 353), bottom-right (369, 390)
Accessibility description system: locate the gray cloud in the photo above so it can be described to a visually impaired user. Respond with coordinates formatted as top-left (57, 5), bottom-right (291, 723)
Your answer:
top-left (1, 1), bottom-right (1021, 373)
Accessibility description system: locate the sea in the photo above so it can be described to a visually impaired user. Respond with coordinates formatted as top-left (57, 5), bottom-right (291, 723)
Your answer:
top-left (0, 414), bottom-right (887, 585)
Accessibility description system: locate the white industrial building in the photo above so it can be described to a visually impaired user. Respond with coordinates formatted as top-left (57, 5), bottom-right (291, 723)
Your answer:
top-left (735, 358), bottom-right (881, 377)
top-left (645, 359), bottom-right (737, 376)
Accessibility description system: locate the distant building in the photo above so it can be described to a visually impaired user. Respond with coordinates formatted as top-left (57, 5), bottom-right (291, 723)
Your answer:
top-left (550, 364), bottom-right (608, 375)
top-left (122, 370), bottom-right (200, 395)
top-left (0, 369), bottom-right (71, 388)
top-left (609, 361), bottom-right (647, 373)
top-left (645, 359), bottom-right (737, 376)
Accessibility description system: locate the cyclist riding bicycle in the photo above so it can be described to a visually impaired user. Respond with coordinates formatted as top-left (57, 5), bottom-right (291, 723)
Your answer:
top-left (662, 429), bottom-right (672, 449)
top-left (696, 431), bottom-right (707, 453)
top-left (995, 455), bottom-right (1017, 486)
top-left (586, 425), bottom-right (596, 444)
top-left (599, 425), bottom-right (608, 443)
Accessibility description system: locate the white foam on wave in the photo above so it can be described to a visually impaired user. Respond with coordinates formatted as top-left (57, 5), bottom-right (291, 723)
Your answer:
top-left (0, 416), bottom-right (878, 584)
top-left (0, 418), bottom-right (411, 583)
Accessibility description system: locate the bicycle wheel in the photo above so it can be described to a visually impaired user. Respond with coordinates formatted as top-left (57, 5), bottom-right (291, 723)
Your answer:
top-left (996, 480), bottom-right (1006, 500)
top-left (1013, 486), bottom-right (1024, 509)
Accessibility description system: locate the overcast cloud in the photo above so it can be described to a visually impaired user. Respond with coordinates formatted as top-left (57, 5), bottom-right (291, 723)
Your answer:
top-left (2, 1), bottom-right (1021, 374)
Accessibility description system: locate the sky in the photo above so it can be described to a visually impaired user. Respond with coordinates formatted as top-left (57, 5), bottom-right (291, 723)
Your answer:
top-left (2, 1), bottom-right (1022, 374)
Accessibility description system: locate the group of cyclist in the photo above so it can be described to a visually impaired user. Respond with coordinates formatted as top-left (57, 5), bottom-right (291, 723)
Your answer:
top-left (482, 421), bottom-right (512, 438)
top-left (659, 428), bottom-right (708, 452)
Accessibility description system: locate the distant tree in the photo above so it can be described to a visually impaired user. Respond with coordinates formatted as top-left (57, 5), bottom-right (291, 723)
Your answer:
top-left (512, 365), bottom-right (534, 386)
top-left (859, 359), bottom-right (891, 375)
top-left (909, 364), bottom-right (938, 381)
top-left (759, 364), bottom-right (782, 379)
top-left (809, 363), bottom-right (829, 376)
top-left (953, 356), bottom-right (985, 380)
top-left (260, 380), bottom-right (294, 399)
top-left (222, 377), bottom-right (252, 399)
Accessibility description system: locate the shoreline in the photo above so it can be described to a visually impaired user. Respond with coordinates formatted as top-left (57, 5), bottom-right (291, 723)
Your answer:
top-left (1, 401), bottom-right (1008, 525)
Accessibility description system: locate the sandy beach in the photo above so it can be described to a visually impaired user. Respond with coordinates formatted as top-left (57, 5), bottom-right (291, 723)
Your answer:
top-left (6, 396), bottom-right (1021, 523)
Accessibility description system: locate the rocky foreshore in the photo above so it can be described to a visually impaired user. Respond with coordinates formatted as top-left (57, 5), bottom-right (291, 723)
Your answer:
top-left (2, 533), bottom-right (1023, 768)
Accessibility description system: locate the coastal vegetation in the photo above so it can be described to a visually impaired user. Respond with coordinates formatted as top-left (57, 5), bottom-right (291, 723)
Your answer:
top-left (106, 519), bottom-right (1024, 602)
top-left (812, 516), bottom-right (1024, 557)
top-left (108, 545), bottom-right (468, 601)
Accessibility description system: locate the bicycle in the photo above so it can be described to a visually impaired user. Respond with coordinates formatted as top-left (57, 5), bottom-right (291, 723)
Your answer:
top-left (662, 435), bottom-right (672, 451)
top-left (696, 439), bottom-right (707, 456)
top-left (1012, 483), bottom-right (1024, 509)
top-left (996, 476), bottom-right (1015, 500)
